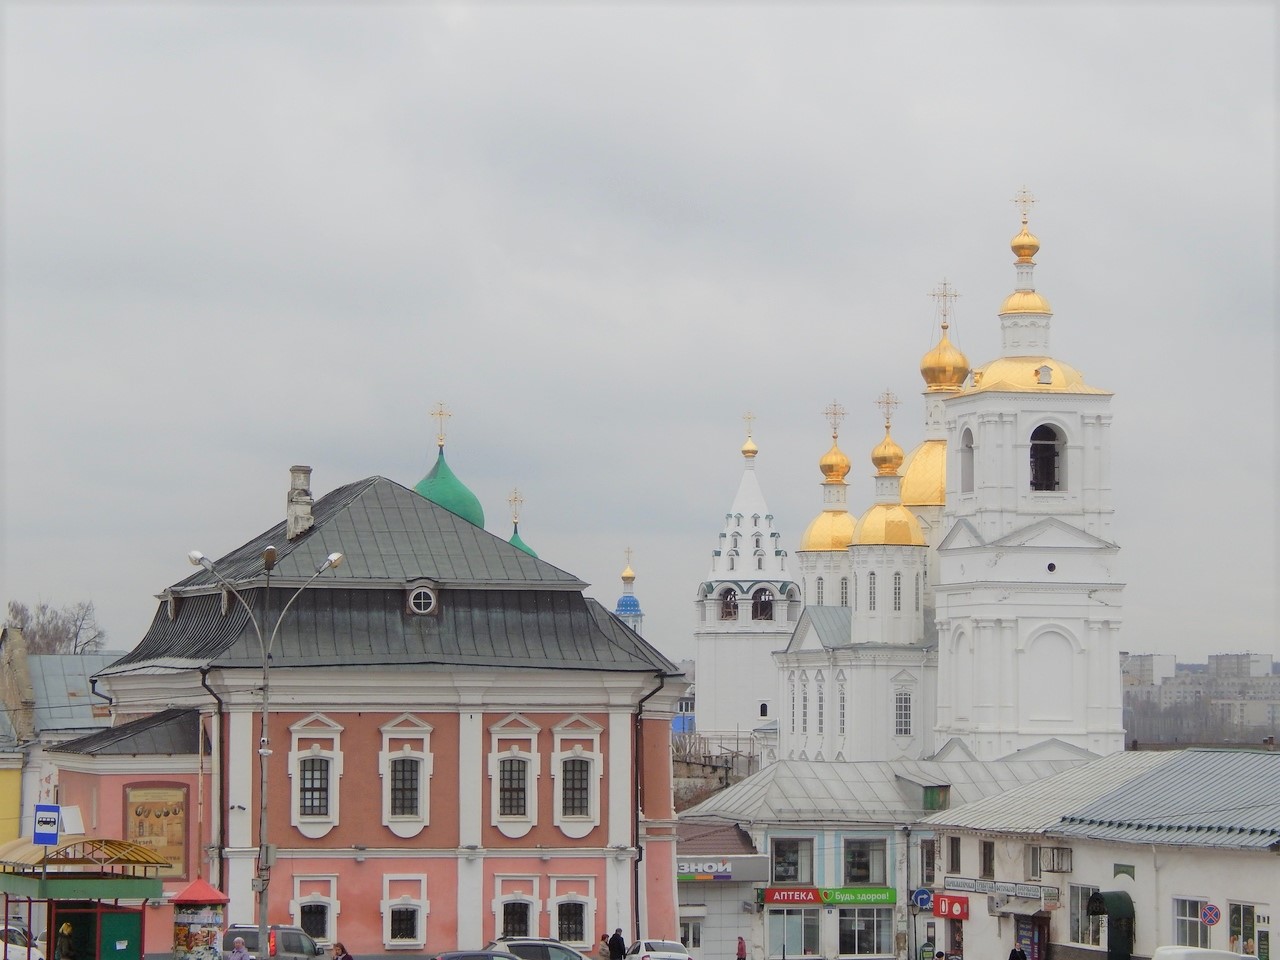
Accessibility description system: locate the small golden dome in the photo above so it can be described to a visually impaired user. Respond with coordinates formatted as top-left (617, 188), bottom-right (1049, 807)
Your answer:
top-left (920, 323), bottom-right (970, 391)
top-left (964, 356), bottom-right (1111, 395)
top-left (871, 425), bottom-right (904, 476)
top-left (799, 510), bottom-right (856, 551)
top-left (621, 564), bottom-right (636, 583)
top-left (1011, 223), bottom-right (1040, 261)
top-left (741, 435), bottom-right (758, 459)
top-left (852, 503), bottom-right (926, 546)
top-left (820, 440), bottom-right (851, 483)
top-left (999, 289), bottom-right (1053, 315)
top-left (899, 439), bottom-right (946, 507)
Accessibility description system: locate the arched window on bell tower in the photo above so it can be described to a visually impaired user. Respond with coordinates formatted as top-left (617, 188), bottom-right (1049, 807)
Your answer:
top-left (960, 427), bottom-right (975, 493)
top-left (720, 589), bottom-right (738, 620)
top-left (751, 588), bottom-right (775, 621)
top-left (1030, 424), bottom-right (1064, 491)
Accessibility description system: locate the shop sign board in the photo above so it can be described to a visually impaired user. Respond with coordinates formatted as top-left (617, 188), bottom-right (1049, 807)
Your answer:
top-left (934, 894), bottom-right (970, 920)
top-left (763, 887), bottom-right (897, 905)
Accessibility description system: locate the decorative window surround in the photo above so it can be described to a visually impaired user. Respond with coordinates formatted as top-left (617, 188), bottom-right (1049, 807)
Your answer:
top-left (493, 876), bottom-right (542, 937)
top-left (488, 714), bottom-right (541, 839)
top-left (291, 875), bottom-right (339, 943)
top-left (381, 874), bottom-right (429, 949)
top-left (548, 877), bottom-right (596, 950)
top-left (550, 716), bottom-right (603, 839)
top-left (380, 714), bottom-right (434, 838)
top-left (289, 714), bottom-right (344, 839)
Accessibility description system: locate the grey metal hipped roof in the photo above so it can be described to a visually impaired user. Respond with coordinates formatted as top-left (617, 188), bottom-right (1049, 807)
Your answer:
top-left (102, 476), bottom-right (680, 677)
top-left (48, 708), bottom-right (207, 756)
top-left (28, 654), bottom-right (128, 732)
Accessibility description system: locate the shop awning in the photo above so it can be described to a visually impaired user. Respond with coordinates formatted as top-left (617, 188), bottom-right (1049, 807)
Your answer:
top-left (997, 898), bottom-right (1049, 916)
top-left (1087, 891), bottom-right (1135, 920)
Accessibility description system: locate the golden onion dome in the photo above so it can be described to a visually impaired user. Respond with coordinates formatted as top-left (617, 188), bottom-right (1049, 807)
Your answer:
top-left (1011, 222), bottom-right (1040, 261)
top-left (799, 509), bottom-right (856, 551)
top-left (871, 425), bottom-right (904, 476)
top-left (919, 322), bottom-right (970, 391)
top-left (999, 289), bottom-right (1053, 315)
top-left (965, 356), bottom-right (1111, 395)
top-left (621, 563), bottom-right (636, 583)
top-left (852, 503), bottom-right (926, 546)
top-left (899, 438), bottom-right (946, 507)
top-left (741, 435), bottom-right (758, 459)
top-left (819, 440), bottom-right (851, 483)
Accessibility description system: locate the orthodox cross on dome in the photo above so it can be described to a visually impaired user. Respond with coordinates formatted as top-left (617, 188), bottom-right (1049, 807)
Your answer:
top-left (823, 400), bottom-right (846, 439)
top-left (1012, 185), bottom-right (1036, 224)
top-left (624, 546), bottom-right (634, 566)
top-left (431, 401), bottom-right (451, 448)
top-left (742, 410), bottom-right (756, 438)
top-left (508, 488), bottom-right (524, 523)
top-left (930, 278), bottom-right (960, 330)
top-left (875, 389), bottom-right (899, 427)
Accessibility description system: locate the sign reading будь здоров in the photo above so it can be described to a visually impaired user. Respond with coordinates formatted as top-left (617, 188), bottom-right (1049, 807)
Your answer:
top-left (764, 887), bottom-right (897, 905)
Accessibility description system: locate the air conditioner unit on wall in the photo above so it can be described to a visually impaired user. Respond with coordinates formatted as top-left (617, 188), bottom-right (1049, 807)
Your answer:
top-left (1040, 847), bottom-right (1073, 873)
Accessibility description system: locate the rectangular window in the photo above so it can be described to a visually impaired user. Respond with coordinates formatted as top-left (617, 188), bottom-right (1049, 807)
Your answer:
top-left (390, 757), bottom-right (420, 816)
top-left (920, 839), bottom-right (936, 886)
top-left (843, 839), bottom-right (887, 885)
top-left (299, 903), bottom-right (327, 940)
top-left (893, 572), bottom-right (902, 611)
top-left (499, 758), bottom-right (527, 816)
top-left (558, 902), bottom-right (585, 943)
top-left (299, 757), bottom-right (330, 816)
top-left (767, 908), bottom-right (819, 957)
top-left (771, 838), bottom-right (813, 884)
top-left (837, 907), bottom-right (893, 955)
top-left (838, 687), bottom-right (847, 735)
top-left (1025, 845), bottom-right (1041, 881)
top-left (868, 572), bottom-right (876, 611)
top-left (948, 836), bottom-right (961, 874)
top-left (390, 906), bottom-right (418, 941)
top-left (503, 901), bottom-right (530, 937)
top-left (980, 840), bottom-right (995, 879)
top-left (1174, 898), bottom-right (1209, 948)
top-left (562, 758), bottom-right (590, 817)
top-left (895, 691), bottom-right (912, 736)
top-left (1069, 884), bottom-right (1102, 945)
top-left (840, 578), bottom-right (849, 607)
top-left (1229, 904), bottom-right (1257, 956)
top-left (817, 685), bottom-right (825, 735)
top-left (801, 686), bottom-right (809, 734)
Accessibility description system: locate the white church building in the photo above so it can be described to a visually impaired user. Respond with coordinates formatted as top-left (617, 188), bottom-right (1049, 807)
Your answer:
top-left (694, 194), bottom-right (1127, 764)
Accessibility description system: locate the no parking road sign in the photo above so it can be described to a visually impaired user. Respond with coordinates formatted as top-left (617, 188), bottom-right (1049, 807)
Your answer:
top-left (1201, 904), bottom-right (1221, 926)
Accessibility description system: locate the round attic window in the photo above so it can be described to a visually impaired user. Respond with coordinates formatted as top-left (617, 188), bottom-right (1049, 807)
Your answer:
top-left (408, 587), bottom-right (437, 615)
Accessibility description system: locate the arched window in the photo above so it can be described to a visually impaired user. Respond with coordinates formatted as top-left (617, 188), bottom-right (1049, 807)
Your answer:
top-left (816, 680), bottom-right (825, 734)
top-left (816, 577), bottom-right (825, 605)
top-left (960, 428), bottom-right (975, 493)
top-left (852, 574), bottom-right (857, 611)
top-left (755, 536), bottom-right (762, 549)
top-left (755, 549), bottom-right (765, 571)
top-left (720, 589), bottom-right (738, 620)
top-left (1030, 424), bottom-right (1064, 491)
top-left (728, 550), bottom-right (737, 571)
top-left (760, 702), bottom-right (769, 718)
top-left (915, 572), bottom-right (921, 612)
top-left (751, 588), bottom-right (775, 621)
top-left (840, 577), bottom-right (849, 607)
top-left (893, 572), bottom-right (903, 612)
top-left (868, 571), bottom-right (877, 612)
top-left (838, 683), bottom-right (847, 735)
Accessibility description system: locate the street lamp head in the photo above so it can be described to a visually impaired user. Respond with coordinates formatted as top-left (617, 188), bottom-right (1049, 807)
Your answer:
top-left (321, 552), bottom-right (344, 572)
top-left (262, 546), bottom-right (278, 571)
top-left (188, 550), bottom-right (214, 572)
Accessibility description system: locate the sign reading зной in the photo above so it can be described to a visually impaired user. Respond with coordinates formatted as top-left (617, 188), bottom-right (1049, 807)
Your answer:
top-left (764, 887), bottom-right (897, 905)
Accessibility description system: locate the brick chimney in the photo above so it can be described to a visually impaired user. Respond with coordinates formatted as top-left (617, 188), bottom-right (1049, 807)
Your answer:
top-left (286, 465), bottom-right (315, 540)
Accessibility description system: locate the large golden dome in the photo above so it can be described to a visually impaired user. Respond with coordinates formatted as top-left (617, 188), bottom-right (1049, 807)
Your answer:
top-left (920, 322), bottom-right (970, 391)
top-left (800, 510), bottom-right (856, 551)
top-left (852, 503), bottom-right (926, 546)
top-left (899, 438), bottom-right (946, 507)
top-left (965, 356), bottom-right (1111, 395)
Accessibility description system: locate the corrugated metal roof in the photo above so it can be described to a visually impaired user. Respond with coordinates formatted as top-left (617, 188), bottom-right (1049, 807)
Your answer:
top-left (27, 654), bottom-right (127, 732)
top-left (919, 751), bottom-right (1175, 833)
top-left (803, 607), bottom-right (852, 648)
top-left (48, 708), bottom-right (207, 756)
top-left (1052, 748), bottom-right (1280, 849)
top-left (681, 757), bottom-right (1087, 825)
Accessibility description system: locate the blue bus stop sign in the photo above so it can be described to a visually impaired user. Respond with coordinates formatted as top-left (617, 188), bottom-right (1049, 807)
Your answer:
top-left (33, 804), bottom-right (60, 845)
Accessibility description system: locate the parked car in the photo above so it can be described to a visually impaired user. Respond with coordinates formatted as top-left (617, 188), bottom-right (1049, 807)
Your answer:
top-left (1, 927), bottom-right (46, 960)
top-left (221, 926), bottom-right (326, 960)
top-left (430, 951), bottom-right (523, 960)
top-left (484, 937), bottom-right (591, 960)
top-left (625, 941), bottom-right (691, 960)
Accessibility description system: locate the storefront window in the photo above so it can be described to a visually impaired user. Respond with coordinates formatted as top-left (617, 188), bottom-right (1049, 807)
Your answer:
top-left (843, 839), bottom-right (886, 885)
top-left (771, 838), bottom-right (813, 883)
top-left (768, 908), bottom-right (819, 957)
top-left (838, 907), bottom-right (892, 955)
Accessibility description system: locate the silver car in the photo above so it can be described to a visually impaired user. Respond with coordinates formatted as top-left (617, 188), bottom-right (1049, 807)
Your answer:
top-left (625, 941), bottom-right (691, 960)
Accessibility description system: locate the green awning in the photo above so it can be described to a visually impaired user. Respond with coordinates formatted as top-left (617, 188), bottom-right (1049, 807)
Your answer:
top-left (1087, 890), bottom-right (1135, 920)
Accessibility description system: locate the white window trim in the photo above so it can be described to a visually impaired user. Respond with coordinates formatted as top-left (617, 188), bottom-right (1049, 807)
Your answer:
top-left (290, 875), bottom-right (339, 944)
top-left (548, 877), bottom-right (597, 949)
top-left (289, 714), bottom-right (344, 839)
top-left (488, 714), bottom-right (541, 839)
top-left (379, 714), bottom-right (434, 838)
top-left (551, 716), bottom-right (603, 839)
top-left (381, 874), bottom-right (429, 949)
top-left (492, 875), bottom-right (542, 937)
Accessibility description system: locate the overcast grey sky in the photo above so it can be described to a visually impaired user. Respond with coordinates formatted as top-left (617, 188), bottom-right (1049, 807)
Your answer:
top-left (3, 3), bottom-right (1275, 665)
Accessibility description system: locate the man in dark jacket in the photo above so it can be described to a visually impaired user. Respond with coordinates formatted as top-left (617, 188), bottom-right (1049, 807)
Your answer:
top-left (608, 930), bottom-right (626, 960)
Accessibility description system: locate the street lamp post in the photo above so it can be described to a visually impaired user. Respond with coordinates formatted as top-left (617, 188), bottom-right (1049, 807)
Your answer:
top-left (189, 547), bottom-right (344, 955)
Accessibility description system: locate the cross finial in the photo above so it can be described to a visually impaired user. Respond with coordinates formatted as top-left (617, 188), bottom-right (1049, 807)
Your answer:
top-left (875, 389), bottom-right (899, 426)
top-left (742, 411), bottom-right (756, 438)
top-left (1012, 185), bottom-right (1036, 224)
top-left (508, 488), bottom-right (524, 524)
top-left (624, 546), bottom-right (633, 566)
top-left (823, 400), bottom-right (846, 438)
top-left (929, 278), bottom-right (960, 330)
top-left (431, 402), bottom-right (451, 448)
